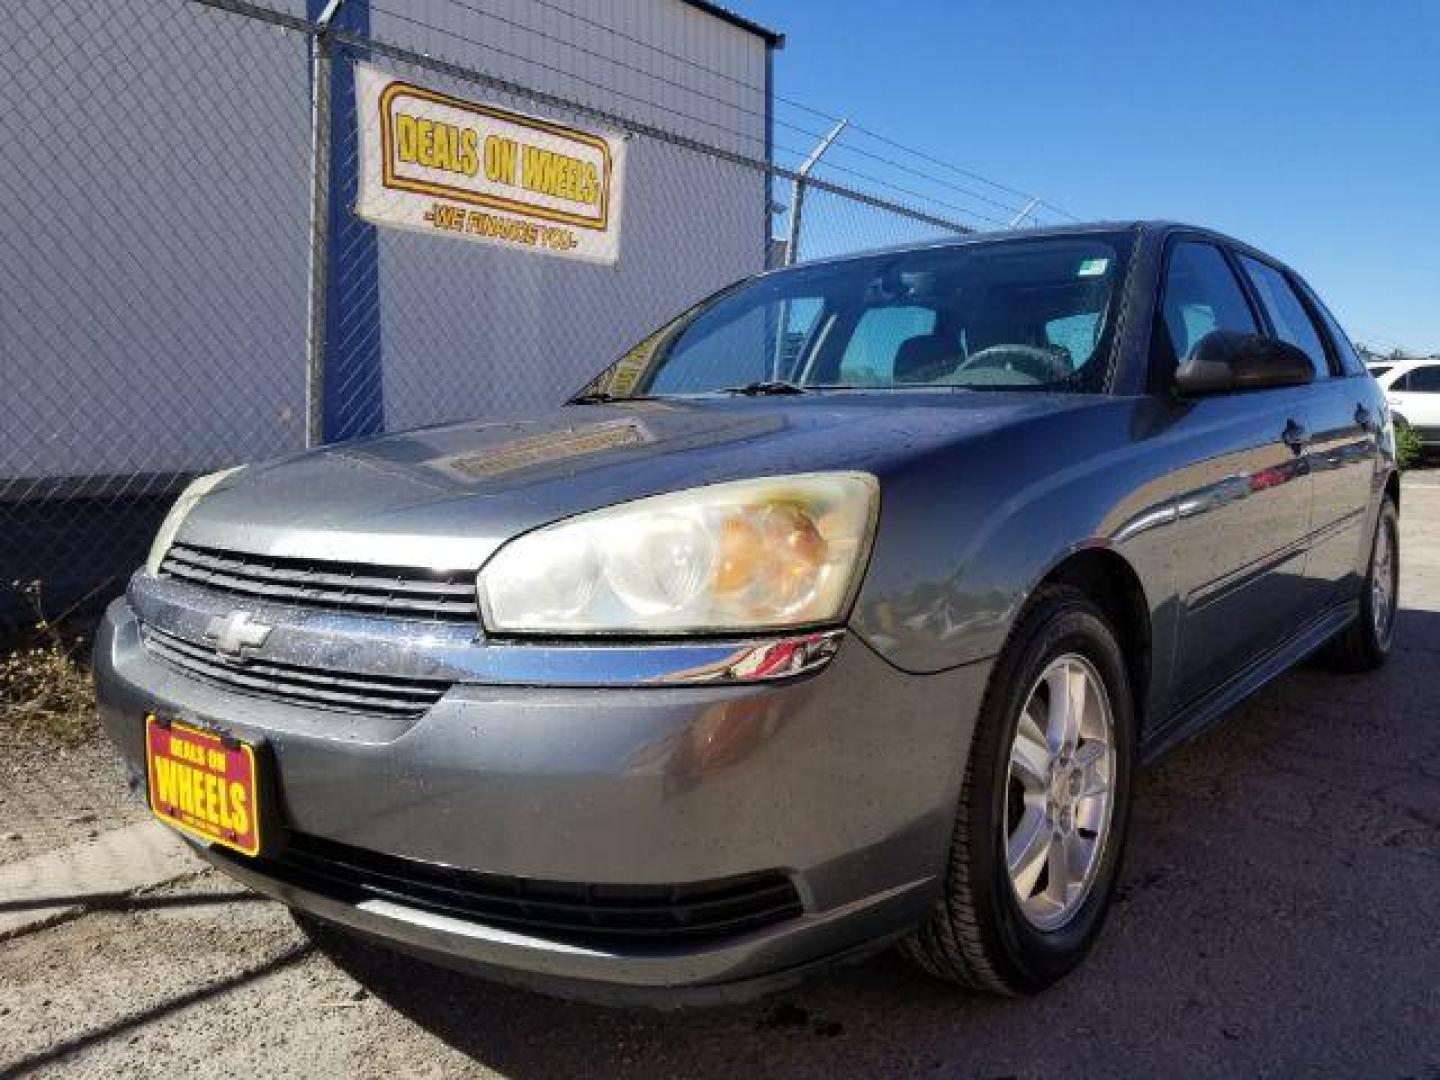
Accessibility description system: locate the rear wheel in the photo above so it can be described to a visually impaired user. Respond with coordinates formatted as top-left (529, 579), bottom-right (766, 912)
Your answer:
top-left (901, 585), bottom-right (1135, 994)
top-left (1320, 497), bottom-right (1399, 672)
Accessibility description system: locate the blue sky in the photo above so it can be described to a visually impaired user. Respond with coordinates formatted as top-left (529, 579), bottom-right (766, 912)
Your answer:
top-left (743, 0), bottom-right (1439, 355)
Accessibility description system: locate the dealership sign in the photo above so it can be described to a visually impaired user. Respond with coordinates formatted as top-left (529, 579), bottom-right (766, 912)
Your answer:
top-left (354, 63), bottom-right (626, 264)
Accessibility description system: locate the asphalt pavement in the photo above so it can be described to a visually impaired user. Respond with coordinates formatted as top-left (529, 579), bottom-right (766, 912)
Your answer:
top-left (3, 476), bottom-right (1439, 1079)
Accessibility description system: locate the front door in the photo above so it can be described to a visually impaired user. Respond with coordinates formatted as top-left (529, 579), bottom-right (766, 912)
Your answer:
top-left (1150, 240), bottom-right (1315, 707)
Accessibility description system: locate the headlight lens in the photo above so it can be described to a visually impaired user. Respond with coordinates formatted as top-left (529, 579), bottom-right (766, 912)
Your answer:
top-left (478, 472), bottom-right (879, 634)
top-left (145, 466), bottom-right (245, 576)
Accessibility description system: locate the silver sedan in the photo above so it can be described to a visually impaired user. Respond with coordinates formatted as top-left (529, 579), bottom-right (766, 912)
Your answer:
top-left (96, 222), bottom-right (1400, 1004)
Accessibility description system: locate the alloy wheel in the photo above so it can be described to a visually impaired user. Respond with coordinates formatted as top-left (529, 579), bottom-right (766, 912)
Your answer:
top-left (1372, 514), bottom-right (1398, 648)
top-left (1004, 654), bottom-right (1116, 931)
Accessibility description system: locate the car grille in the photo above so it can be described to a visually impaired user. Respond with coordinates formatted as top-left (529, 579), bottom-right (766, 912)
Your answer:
top-left (159, 543), bottom-right (477, 623)
top-left (224, 832), bottom-right (804, 945)
top-left (143, 626), bottom-right (451, 718)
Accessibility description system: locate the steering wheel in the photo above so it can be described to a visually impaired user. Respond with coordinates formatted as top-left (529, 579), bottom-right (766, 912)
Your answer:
top-left (956, 344), bottom-right (1071, 382)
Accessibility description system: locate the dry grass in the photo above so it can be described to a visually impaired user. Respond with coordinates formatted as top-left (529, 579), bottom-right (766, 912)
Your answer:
top-left (0, 580), bottom-right (98, 748)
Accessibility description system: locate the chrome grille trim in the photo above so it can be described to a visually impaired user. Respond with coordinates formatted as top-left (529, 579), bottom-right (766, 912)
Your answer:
top-left (142, 625), bottom-right (451, 718)
top-left (160, 543), bottom-right (477, 622)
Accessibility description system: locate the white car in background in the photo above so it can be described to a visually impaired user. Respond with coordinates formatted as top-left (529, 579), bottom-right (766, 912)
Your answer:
top-left (1376, 360), bottom-right (1440, 447)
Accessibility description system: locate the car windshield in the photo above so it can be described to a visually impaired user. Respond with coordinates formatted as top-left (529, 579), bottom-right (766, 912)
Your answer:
top-left (579, 233), bottom-right (1134, 399)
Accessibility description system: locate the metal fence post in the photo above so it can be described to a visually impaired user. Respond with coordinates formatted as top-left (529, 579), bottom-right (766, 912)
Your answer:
top-left (771, 119), bottom-right (846, 378)
top-left (304, 0), bottom-right (344, 449)
top-left (1008, 198), bottom-right (1039, 229)
top-left (783, 119), bottom-right (846, 267)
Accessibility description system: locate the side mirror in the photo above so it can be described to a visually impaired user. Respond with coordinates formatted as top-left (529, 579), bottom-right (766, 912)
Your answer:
top-left (1173, 331), bottom-right (1315, 395)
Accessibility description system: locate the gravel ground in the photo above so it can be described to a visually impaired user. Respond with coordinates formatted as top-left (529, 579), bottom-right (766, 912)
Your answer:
top-left (0, 731), bottom-right (148, 868)
top-left (3, 475), bottom-right (1439, 1079)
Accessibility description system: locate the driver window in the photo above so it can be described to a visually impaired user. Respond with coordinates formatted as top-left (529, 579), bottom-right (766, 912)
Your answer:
top-left (1155, 241), bottom-right (1258, 372)
top-left (838, 306), bottom-right (938, 385)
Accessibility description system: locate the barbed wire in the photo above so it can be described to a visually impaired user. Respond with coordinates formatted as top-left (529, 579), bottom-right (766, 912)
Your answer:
top-left (366, 3), bottom-right (1012, 227)
top-left (419, 0), bottom-right (1072, 223)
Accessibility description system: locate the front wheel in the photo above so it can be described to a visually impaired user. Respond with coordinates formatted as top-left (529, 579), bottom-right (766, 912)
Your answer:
top-left (902, 585), bottom-right (1135, 995)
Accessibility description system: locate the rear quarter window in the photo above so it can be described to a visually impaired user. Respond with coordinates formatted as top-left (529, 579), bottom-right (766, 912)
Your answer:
top-left (1293, 277), bottom-right (1368, 377)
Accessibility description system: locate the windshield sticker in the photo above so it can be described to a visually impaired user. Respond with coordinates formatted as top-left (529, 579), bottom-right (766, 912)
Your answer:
top-left (1077, 258), bottom-right (1109, 278)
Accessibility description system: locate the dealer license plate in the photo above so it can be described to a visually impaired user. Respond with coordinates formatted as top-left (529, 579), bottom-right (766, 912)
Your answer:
top-left (145, 714), bottom-right (262, 857)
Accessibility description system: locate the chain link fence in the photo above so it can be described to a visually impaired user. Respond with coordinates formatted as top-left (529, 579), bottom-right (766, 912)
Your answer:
top-left (0, 0), bottom-right (977, 631)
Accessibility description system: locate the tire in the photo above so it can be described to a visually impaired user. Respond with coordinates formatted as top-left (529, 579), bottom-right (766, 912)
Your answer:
top-left (1319, 497), bottom-right (1399, 672)
top-left (901, 584), bottom-right (1135, 995)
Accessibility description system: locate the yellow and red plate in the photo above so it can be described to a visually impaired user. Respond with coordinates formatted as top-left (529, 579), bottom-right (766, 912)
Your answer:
top-left (145, 715), bottom-right (262, 857)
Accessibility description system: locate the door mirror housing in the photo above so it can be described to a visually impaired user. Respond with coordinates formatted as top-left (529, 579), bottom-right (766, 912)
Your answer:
top-left (1173, 331), bottom-right (1315, 396)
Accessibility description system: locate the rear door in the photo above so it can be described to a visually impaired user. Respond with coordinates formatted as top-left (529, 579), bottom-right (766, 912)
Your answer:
top-left (1155, 240), bottom-right (1315, 706)
top-left (1235, 256), bottom-right (1379, 614)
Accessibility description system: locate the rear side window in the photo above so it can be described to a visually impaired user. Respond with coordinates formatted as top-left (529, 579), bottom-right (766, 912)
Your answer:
top-left (1238, 255), bottom-right (1331, 378)
top-left (1155, 241), bottom-right (1257, 368)
top-left (1293, 278), bottom-right (1367, 377)
top-left (1408, 365), bottom-right (1440, 392)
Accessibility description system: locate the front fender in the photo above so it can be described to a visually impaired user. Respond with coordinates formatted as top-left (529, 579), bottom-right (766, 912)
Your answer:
top-left (848, 398), bottom-right (1179, 680)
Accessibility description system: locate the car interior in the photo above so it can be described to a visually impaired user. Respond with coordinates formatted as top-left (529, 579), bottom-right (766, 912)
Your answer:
top-left (796, 247), bottom-right (1118, 389)
top-left (637, 238), bottom-right (1127, 396)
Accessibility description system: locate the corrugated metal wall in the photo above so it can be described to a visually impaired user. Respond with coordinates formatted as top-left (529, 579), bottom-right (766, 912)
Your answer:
top-left (368, 0), bottom-right (769, 154)
top-left (1, 0), bottom-right (314, 481)
top-left (348, 0), bottom-right (774, 431)
top-left (0, 0), bottom-right (774, 623)
top-left (0, 0), bottom-right (772, 481)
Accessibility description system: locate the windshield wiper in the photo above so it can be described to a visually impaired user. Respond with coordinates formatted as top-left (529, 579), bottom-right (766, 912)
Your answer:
top-left (719, 380), bottom-right (808, 397)
top-left (566, 391), bottom-right (654, 405)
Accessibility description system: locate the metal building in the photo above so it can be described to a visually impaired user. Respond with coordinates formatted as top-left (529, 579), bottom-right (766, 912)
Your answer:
top-left (0, 0), bottom-right (783, 622)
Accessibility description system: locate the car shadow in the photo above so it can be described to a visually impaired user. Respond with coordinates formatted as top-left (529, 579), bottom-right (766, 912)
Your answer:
top-left (3, 944), bottom-right (313, 1077)
top-left (307, 604), bottom-right (1440, 1078)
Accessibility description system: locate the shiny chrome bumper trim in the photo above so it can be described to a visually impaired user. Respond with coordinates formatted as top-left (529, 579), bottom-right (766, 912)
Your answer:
top-left (128, 573), bottom-right (846, 689)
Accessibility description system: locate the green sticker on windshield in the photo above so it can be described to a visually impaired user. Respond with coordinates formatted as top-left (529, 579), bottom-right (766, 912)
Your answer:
top-left (1077, 258), bottom-right (1109, 277)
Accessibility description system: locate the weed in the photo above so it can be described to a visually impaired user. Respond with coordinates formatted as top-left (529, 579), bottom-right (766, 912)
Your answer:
top-left (0, 580), bottom-right (97, 747)
top-left (1396, 421), bottom-right (1424, 471)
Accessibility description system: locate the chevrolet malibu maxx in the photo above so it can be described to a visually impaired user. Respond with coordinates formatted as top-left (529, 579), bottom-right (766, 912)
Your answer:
top-left (96, 223), bottom-right (1399, 1003)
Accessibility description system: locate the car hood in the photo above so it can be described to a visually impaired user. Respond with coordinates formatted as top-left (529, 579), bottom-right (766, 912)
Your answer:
top-left (179, 393), bottom-right (1104, 570)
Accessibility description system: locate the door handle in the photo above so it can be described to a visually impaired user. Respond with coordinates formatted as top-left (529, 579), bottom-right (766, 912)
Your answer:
top-left (1281, 418), bottom-right (1310, 453)
top-left (1354, 403), bottom-right (1374, 431)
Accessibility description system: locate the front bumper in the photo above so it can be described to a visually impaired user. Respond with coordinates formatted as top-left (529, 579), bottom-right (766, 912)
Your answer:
top-left (95, 593), bottom-right (990, 1002)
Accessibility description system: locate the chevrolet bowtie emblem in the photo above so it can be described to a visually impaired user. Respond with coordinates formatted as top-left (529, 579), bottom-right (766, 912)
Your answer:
top-left (204, 611), bottom-right (272, 659)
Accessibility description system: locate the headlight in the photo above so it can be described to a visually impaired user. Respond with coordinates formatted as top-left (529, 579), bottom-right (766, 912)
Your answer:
top-left (478, 472), bottom-right (879, 634)
top-left (145, 466), bottom-right (245, 576)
